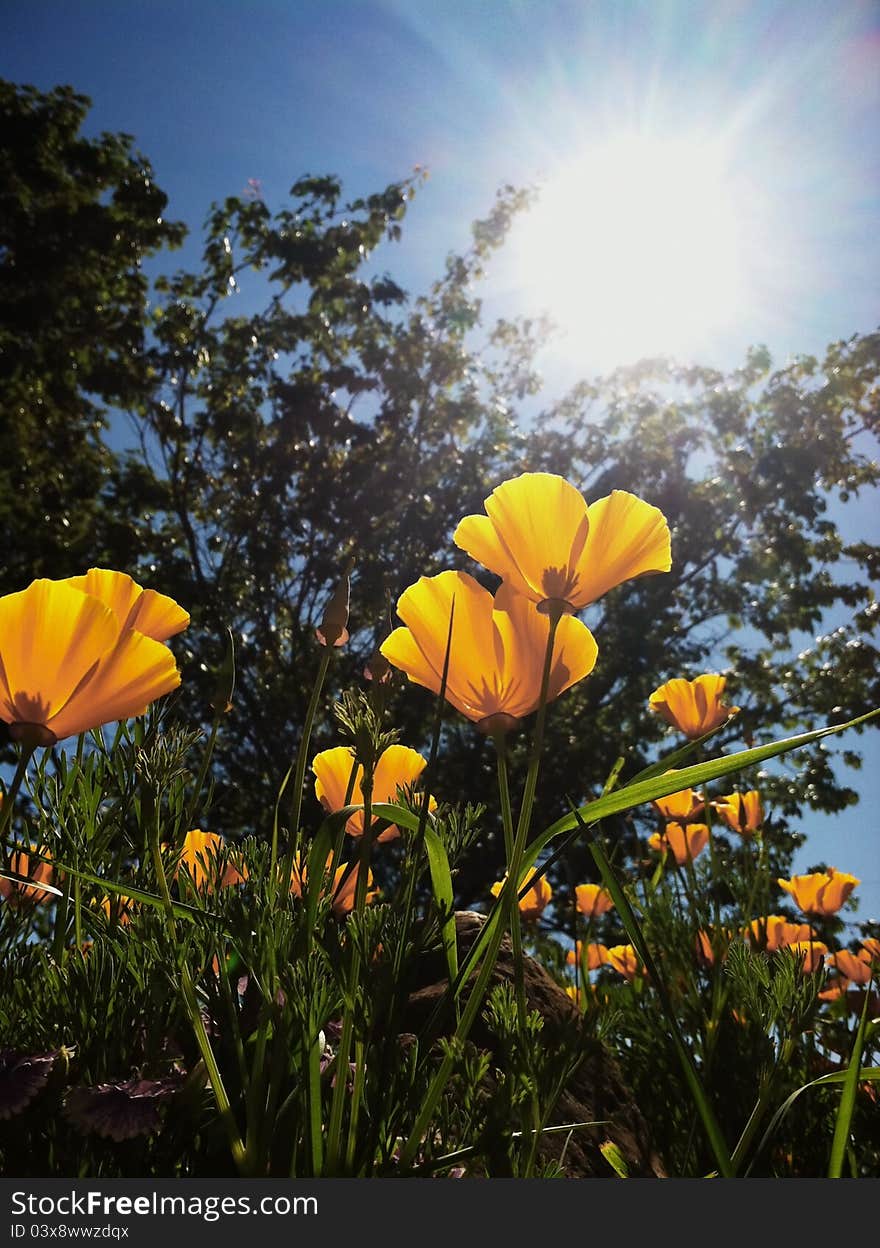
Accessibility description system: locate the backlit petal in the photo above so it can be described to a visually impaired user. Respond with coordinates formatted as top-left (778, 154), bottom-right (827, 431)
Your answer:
top-left (313, 747), bottom-right (365, 835)
top-left (576, 491), bottom-right (672, 606)
top-left (0, 581), bottom-right (118, 728)
top-left (456, 473), bottom-right (592, 605)
top-left (649, 673), bottom-right (736, 738)
top-left (47, 629), bottom-right (180, 740)
top-left (493, 584), bottom-right (598, 715)
top-left (64, 570), bottom-right (190, 642)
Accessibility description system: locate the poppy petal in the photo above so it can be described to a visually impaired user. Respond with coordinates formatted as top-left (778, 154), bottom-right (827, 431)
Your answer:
top-left (0, 581), bottom-right (118, 727)
top-left (47, 629), bottom-right (180, 740)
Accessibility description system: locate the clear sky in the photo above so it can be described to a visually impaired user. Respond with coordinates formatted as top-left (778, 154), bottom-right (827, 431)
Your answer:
top-left (3, 1), bottom-right (878, 918)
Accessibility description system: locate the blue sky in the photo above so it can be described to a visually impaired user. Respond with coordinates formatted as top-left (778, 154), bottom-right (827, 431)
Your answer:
top-left (3, 0), bottom-right (878, 918)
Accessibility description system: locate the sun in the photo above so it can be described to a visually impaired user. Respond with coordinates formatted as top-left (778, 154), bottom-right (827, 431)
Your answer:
top-left (509, 134), bottom-right (749, 368)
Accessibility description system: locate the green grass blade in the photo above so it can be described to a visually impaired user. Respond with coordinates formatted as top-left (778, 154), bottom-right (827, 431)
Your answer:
top-left (423, 822), bottom-right (458, 986)
top-left (749, 1065), bottom-right (880, 1175)
top-left (828, 993), bottom-right (876, 1177)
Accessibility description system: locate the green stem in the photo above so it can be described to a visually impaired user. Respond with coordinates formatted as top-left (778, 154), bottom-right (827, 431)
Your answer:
top-left (731, 1036), bottom-right (795, 1174)
top-left (582, 820), bottom-right (734, 1178)
top-left (398, 612), bottom-right (562, 1171)
top-left (828, 978), bottom-right (874, 1177)
top-left (275, 647), bottom-right (332, 892)
top-left (495, 740), bottom-right (527, 1030)
top-left (324, 774), bottom-right (373, 1173)
top-left (149, 817), bottom-right (245, 1171)
top-left (0, 745), bottom-right (36, 844)
top-left (307, 1030), bottom-right (325, 1175)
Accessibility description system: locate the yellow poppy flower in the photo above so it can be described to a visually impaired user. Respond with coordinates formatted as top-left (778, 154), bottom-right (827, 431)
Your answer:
top-left (0, 579), bottom-right (181, 746)
top-left (62, 568), bottom-right (189, 642)
top-left (648, 673), bottom-right (739, 739)
top-left (605, 944), bottom-right (644, 981)
top-left (0, 844), bottom-right (54, 906)
top-left (312, 744), bottom-right (432, 842)
top-left (648, 821), bottom-right (710, 865)
top-left (651, 783), bottom-right (704, 822)
top-left (574, 883), bottom-right (614, 918)
top-left (787, 940), bottom-right (828, 974)
top-left (453, 472), bottom-right (671, 616)
top-left (566, 941), bottom-right (609, 970)
top-left (777, 868), bottom-right (860, 916)
top-left (695, 926), bottom-right (733, 966)
top-left (745, 915), bottom-right (813, 952)
top-left (712, 790), bottom-right (764, 836)
top-left (175, 830), bottom-right (247, 893)
top-left (379, 572), bottom-right (598, 733)
top-left (490, 866), bottom-right (552, 920)
top-left (826, 949), bottom-right (874, 988)
top-left (288, 852), bottom-right (377, 917)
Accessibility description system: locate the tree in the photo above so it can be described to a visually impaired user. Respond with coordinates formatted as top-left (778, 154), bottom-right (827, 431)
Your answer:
top-left (1, 79), bottom-right (878, 908)
top-left (0, 80), bottom-right (185, 590)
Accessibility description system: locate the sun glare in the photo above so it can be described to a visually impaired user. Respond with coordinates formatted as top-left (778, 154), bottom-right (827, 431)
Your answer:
top-left (510, 135), bottom-right (749, 368)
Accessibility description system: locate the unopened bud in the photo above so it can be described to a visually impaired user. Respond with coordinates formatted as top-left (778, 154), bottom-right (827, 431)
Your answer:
top-left (209, 628), bottom-right (236, 715)
top-left (316, 575), bottom-right (350, 648)
top-left (364, 649), bottom-right (392, 684)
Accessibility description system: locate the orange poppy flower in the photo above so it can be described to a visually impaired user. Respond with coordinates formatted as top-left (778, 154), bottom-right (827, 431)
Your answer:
top-left (452, 472), bottom-right (671, 616)
top-left (787, 940), bottom-right (828, 974)
top-left (312, 744), bottom-right (432, 842)
top-left (860, 937), bottom-right (880, 965)
top-left (315, 574), bottom-right (350, 648)
top-left (574, 883), bottom-right (614, 918)
top-left (0, 845), bottom-right (54, 906)
top-left (712, 791), bottom-right (764, 836)
top-left (566, 941), bottom-right (609, 970)
top-left (651, 783), bottom-right (704, 823)
top-left (818, 975), bottom-right (850, 1002)
top-left (605, 944), bottom-right (644, 981)
top-left (777, 869), bottom-right (860, 916)
top-left (745, 915), bottom-right (812, 952)
top-left (379, 572), bottom-right (598, 734)
top-left (174, 830), bottom-right (247, 893)
top-left (696, 927), bottom-right (733, 966)
top-left (0, 579), bottom-right (181, 747)
top-left (61, 569), bottom-right (189, 642)
top-left (825, 949), bottom-right (874, 988)
top-left (648, 674), bottom-right (739, 739)
top-left (490, 867), bottom-right (552, 920)
top-left (288, 853), bottom-right (377, 918)
top-left (648, 821), bottom-right (710, 865)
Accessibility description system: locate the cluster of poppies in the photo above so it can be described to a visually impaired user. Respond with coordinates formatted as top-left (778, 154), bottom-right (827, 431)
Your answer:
top-left (378, 471), bottom-right (672, 733)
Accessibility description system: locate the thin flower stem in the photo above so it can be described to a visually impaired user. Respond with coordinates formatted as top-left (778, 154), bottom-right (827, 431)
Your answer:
top-left (345, 1037), bottom-right (366, 1171)
top-left (575, 812), bottom-right (734, 1178)
top-left (307, 1030), bottom-right (325, 1176)
top-left (0, 744), bottom-right (36, 844)
top-left (148, 814), bottom-right (246, 1171)
top-left (494, 734), bottom-right (514, 862)
top-left (732, 1036), bottom-right (796, 1174)
top-left (495, 740), bottom-right (527, 1028)
top-left (392, 601), bottom-right (454, 987)
top-left (325, 775), bottom-right (373, 1174)
top-left (398, 612), bottom-right (562, 1171)
top-left (275, 647), bottom-right (332, 892)
top-left (828, 973), bottom-right (874, 1177)
top-left (183, 714), bottom-right (222, 832)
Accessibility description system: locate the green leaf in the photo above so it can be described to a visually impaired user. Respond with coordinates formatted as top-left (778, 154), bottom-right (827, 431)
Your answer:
top-left (423, 823), bottom-right (458, 986)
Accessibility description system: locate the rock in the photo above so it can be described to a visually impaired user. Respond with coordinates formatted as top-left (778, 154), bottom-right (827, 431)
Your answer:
top-left (404, 911), bottom-right (666, 1178)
